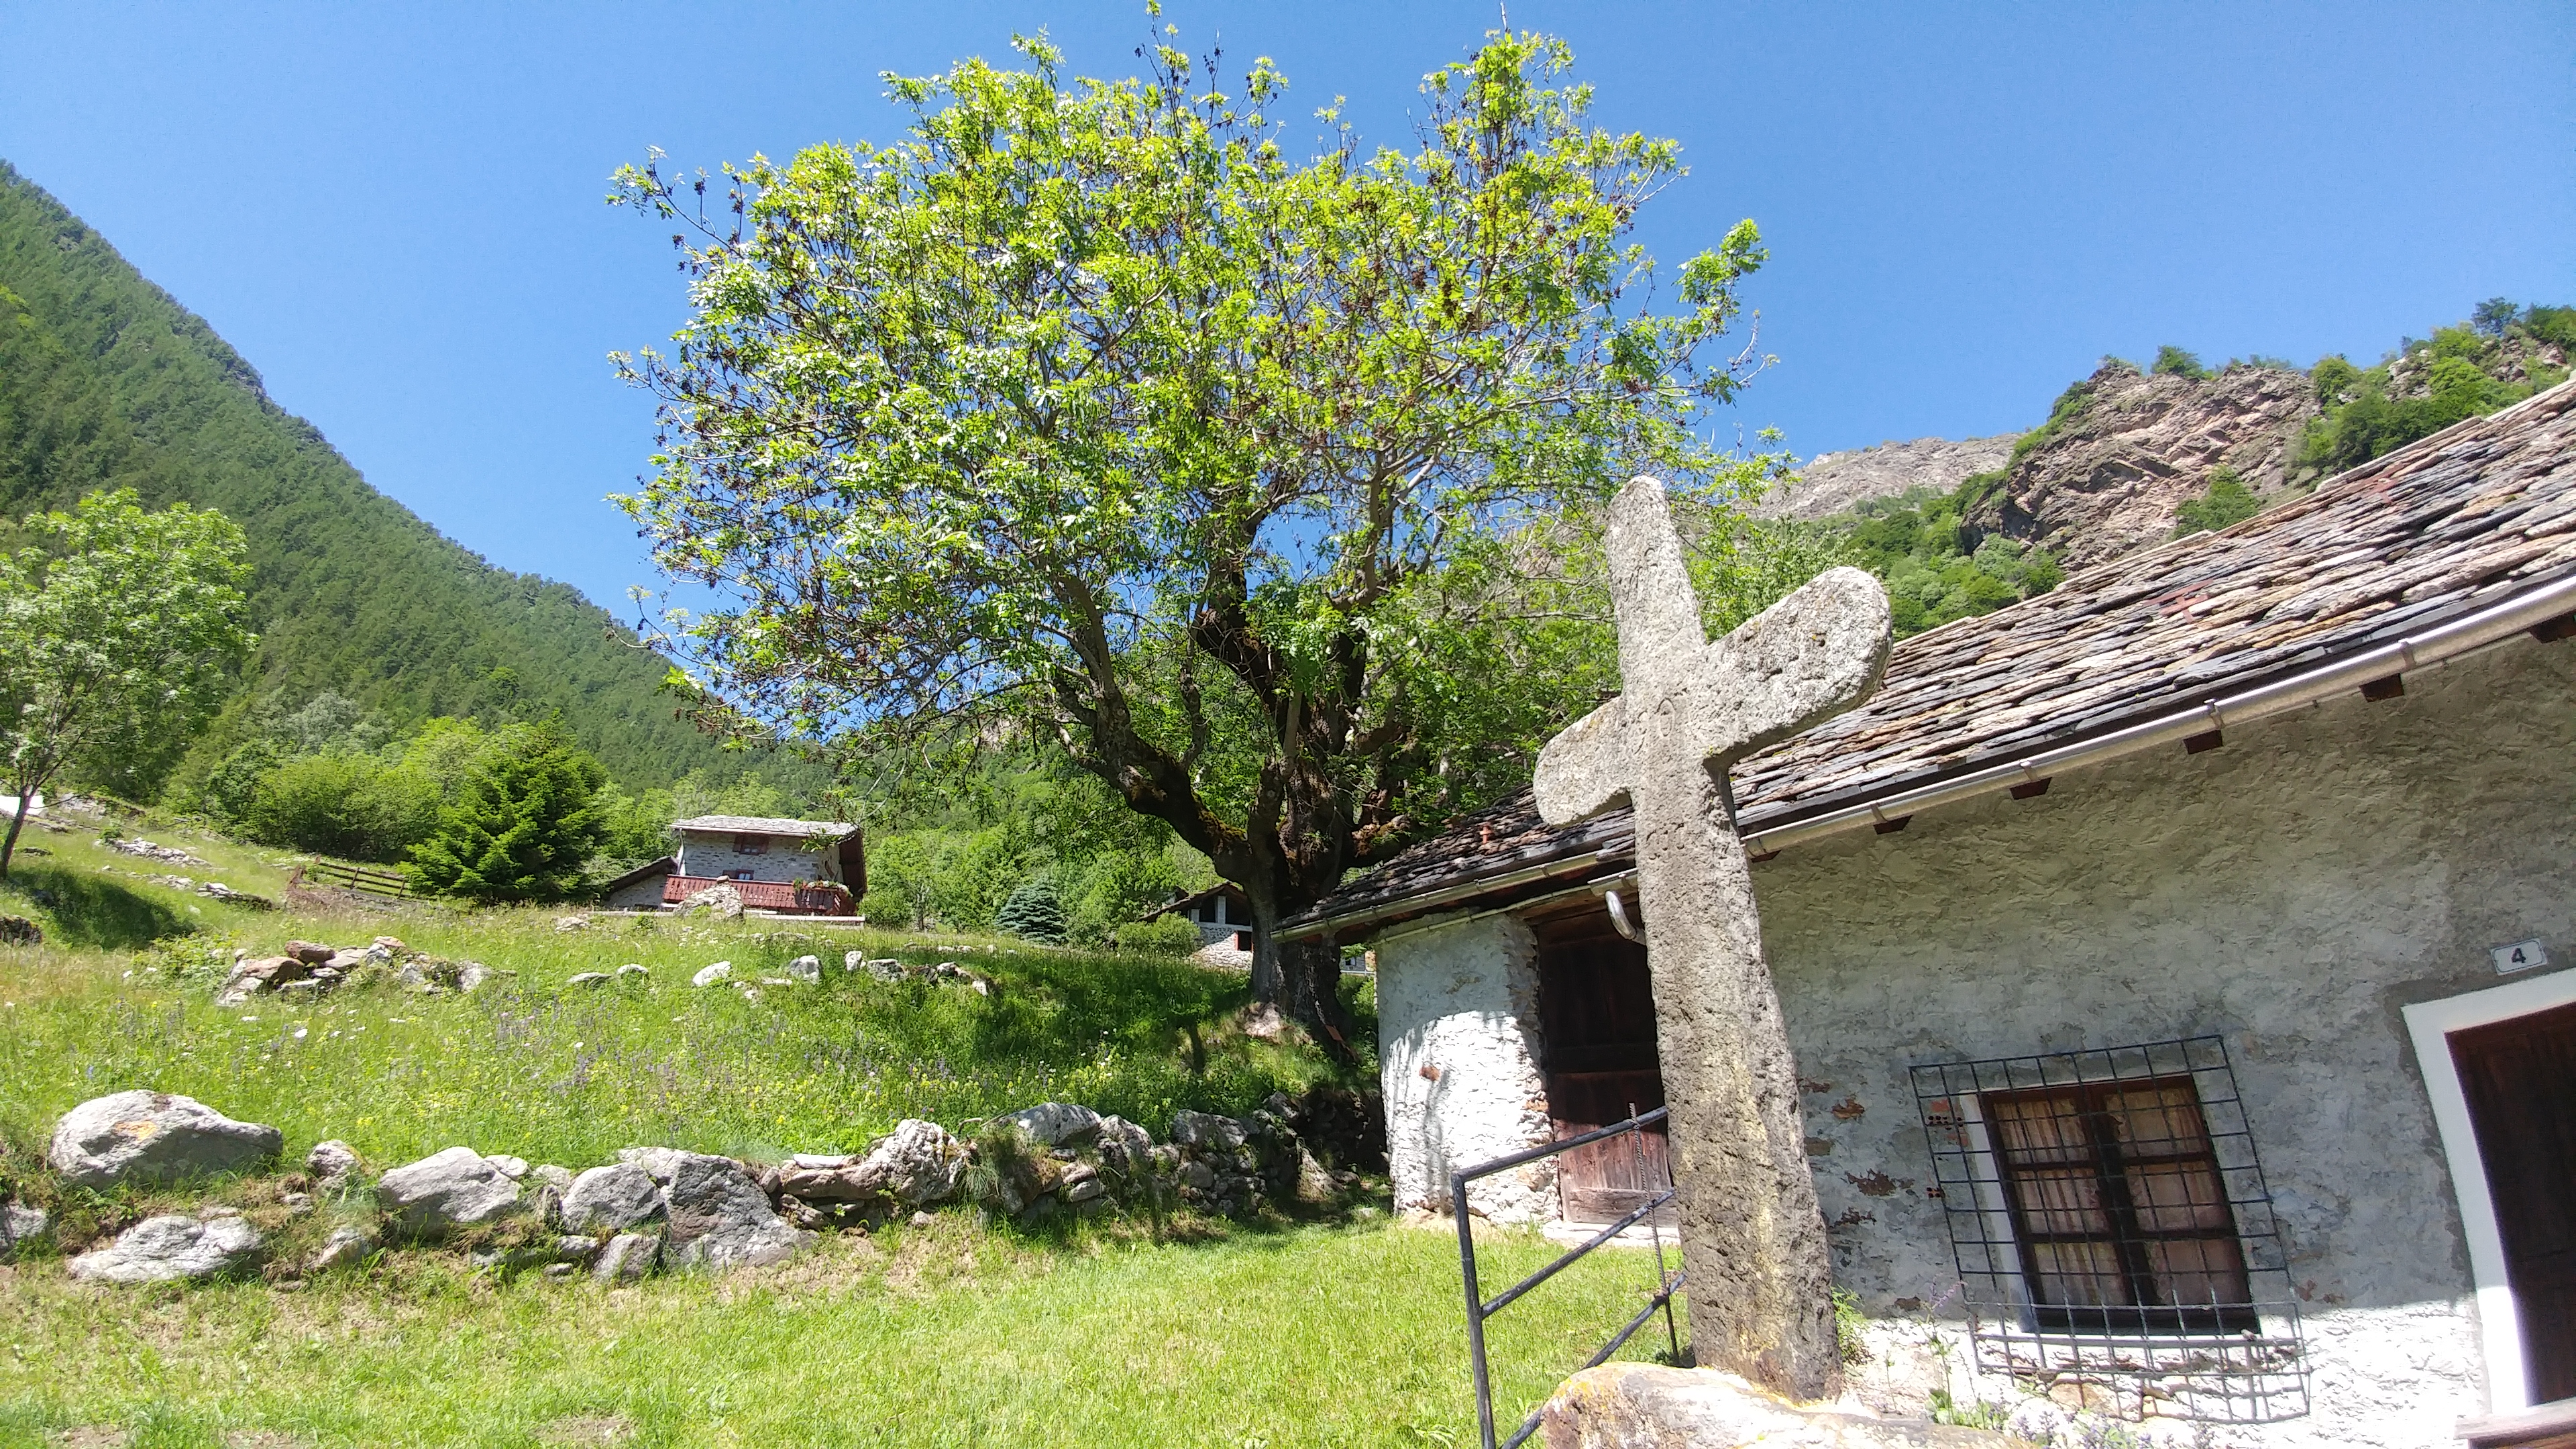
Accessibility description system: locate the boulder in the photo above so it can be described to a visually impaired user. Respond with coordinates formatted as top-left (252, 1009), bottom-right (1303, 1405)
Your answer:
top-left (849, 1119), bottom-right (965, 1206)
top-left (305, 1140), bottom-right (362, 1186)
top-left (786, 955), bottom-right (821, 984)
top-left (1537, 1364), bottom-right (2027, 1448)
top-left (555, 915), bottom-right (591, 932)
top-left (566, 971), bottom-right (611, 988)
top-left (1004, 1102), bottom-right (1103, 1148)
top-left (487, 1155), bottom-right (530, 1180)
top-left (657, 1152), bottom-right (811, 1271)
top-left (859, 957), bottom-right (903, 981)
top-left (375, 1147), bottom-right (525, 1237)
top-left (692, 961), bottom-right (733, 987)
top-left (533, 1164), bottom-right (575, 1192)
top-left (308, 1224), bottom-right (376, 1273)
top-left (455, 962), bottom-right (494, 993)
top-left (559, 1163), bottom-right (667, 1234)
top-left (372, 936), bottom-right (409, 954)
top-left (594, 1231), bottom-right (660, 1282)
top-left (616, 963), bottom-right (649, 980)
top-left (48, 1091), bottom-right (284, 1188)
top-left (67, 1213), bottom-right (263, 1284)
top-left (215, 955), bottom-right (306, 1004)
top-left (681, 885), bottom-right (744, 920)
top-left (1170, 1110), bottom-right (1247, 1152)
top-left (1094, 1115), bottom-right (1154, 1177)
top-left (282, 941), bottom-right (336, 965)
top-left (616, 1145), bottom-right (690, 1182)
top-left (323, 949), bottom-right (368, 974)
top-left (0, 1201), bottom-right (50, 1259)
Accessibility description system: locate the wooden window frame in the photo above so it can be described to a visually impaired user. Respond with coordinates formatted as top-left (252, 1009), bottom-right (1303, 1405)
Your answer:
top-left (1984, 1075), bottom-right (2257, 1336)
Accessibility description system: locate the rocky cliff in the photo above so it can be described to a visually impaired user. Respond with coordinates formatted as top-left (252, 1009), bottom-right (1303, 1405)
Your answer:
top-left (1966, 360), bottom-right (2318, 570)
top-left (1761, 433), bottom-right (2019, 521)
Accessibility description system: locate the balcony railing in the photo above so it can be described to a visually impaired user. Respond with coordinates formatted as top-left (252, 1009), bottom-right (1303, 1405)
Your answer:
top-left (662, 873), bottom-right (855, 916)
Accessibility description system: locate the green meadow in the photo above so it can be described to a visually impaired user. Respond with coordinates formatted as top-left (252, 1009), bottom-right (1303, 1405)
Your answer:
top-left (0, 817), bottom-right (1682, 1448)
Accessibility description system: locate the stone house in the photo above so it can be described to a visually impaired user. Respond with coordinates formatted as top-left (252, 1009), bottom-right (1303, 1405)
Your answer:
top-left (1148, 883), bottom-right (1256, 965)
top-left (602, 815), bottom-right (865, 915)
top-left (1281, 384), bottom-right (2576, 1445)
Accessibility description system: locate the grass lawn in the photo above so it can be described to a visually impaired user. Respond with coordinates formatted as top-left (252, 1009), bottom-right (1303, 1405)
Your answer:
top-left (0, 814), bottom-right (1686, 1448)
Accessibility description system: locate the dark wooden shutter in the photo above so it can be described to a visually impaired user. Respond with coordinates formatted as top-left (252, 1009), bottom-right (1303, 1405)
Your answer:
top-left (2451, 1000), bottom-right (2576, 1404)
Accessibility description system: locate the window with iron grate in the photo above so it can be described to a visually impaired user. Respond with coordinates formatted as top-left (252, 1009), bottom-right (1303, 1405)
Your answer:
top-left (1911, 1037), bottom-right (2307, 1424)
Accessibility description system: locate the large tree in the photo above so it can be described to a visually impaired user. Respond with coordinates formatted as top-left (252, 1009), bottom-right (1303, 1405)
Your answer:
top-left (611, 30), bottom-right (1795, 1049)
top-left (0, 488), bottom-right (253, 875)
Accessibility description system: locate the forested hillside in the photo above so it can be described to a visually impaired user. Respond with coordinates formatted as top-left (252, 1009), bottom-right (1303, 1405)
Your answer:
top-left (0, 161), bottom-right (751, 794)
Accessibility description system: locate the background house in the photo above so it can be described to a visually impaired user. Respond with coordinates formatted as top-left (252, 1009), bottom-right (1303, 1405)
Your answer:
top-left (602, 815), bottom-right (865, 916)
top-left (1148, 883), bottom-right (1254, 967)
top-left (1284, 384), bottom-right (2576, 1445)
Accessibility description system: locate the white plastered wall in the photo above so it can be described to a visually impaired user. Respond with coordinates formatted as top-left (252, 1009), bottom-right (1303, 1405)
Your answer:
top-left (1374, 910), bottom-right (1559, 1223)
top-left (1754, 635), bottom-right (2574, 1446)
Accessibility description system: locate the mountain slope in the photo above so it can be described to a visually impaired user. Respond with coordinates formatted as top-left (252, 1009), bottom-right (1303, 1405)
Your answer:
top-left (0, 160), bottom-right (741, 792)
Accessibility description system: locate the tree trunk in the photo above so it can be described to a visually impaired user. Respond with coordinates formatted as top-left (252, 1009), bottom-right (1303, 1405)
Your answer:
top-left (0, 790), bottom-right (27, 880)
top-left (1246, 895), bottom-right (1359, 1065)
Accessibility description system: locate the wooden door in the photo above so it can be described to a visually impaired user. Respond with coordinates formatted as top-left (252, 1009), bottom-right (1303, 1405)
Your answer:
top-left (1532, 906), bottom-right (1671, 1224)
top-left (2452, 1000), bottom-right (2576, 1403)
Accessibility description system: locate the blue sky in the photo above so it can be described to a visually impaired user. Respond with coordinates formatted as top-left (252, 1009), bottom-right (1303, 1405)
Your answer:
top-left (2, 2), bottom-right (2569, 617)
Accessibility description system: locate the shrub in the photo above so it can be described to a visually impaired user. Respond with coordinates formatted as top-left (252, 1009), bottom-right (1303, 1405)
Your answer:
top-left (2173, 468), bottom-right (2262, 537)
top-left (244, 753), bottom-right (441, 862)
top-left (1114, 914), bottom-right (1208, 958)
top-left (2151, 345), bottom-right (2210, 380)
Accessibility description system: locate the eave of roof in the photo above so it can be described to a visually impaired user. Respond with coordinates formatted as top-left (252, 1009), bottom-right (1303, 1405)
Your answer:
top-left (600, 855), bottom-right (677, 892)
top-left (672, 815), bottom-right (857, 839)
top-left (1288, 380), bottom-right (2576, 941)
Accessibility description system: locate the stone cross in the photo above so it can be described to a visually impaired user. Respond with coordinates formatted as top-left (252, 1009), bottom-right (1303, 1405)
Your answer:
top-left (1535, 475), bottom-right (1890, 1401)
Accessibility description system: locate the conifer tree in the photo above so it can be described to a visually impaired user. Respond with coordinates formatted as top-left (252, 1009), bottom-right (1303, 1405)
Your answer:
top-left (404, 726), bottom-right (608, 902)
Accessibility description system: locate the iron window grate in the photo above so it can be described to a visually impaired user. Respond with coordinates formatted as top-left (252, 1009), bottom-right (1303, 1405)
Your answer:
top-left (1911, 1036), bottom-right (2307, 1424)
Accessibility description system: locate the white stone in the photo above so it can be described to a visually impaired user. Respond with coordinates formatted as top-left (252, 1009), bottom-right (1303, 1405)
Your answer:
top-left (308, 1224), bottom-right (375, 1273)
top-left (305, 1139), bottom-right (362, 1187)
top-left (559, 1163), bottom-right (667, 1234)
top-left (48, 1090), bottom-right (284, 1189)
top-left (616, 963), bottom-right (649, 980)
top-left (67, 1213), bottom-right (263, 1283)
top-left (566, 971), bottom-right (611, 987)
top-left (594, 1231), bottom-right (660, 1281)
top-left (0, 1201), bottom-right (50, 1260)
top-left (692, 961), bottom-right (733, 987)
top-left (1003, 1102), bottom-right (1102, 1147)
top-left (786, 955), bottom-right (821, 983)
top-left (375, 1147), bottom-right (525, 1236)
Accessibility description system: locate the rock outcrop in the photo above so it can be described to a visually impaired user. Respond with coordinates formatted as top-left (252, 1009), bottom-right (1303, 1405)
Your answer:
top-left (1762, 434), bottom-right (2020, 521)
top-left (651, 1152), bottom-right (810, 1271)
top-left (1968, 361), bottom-right (2318, 570)
top-left (48, 1091), bottom-right (284, 1187)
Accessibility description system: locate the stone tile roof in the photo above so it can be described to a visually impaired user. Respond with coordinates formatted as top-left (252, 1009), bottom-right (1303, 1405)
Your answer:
top-left (1293, 380), bottom-right (2576, 935)
top-left (671, 814), bottom-right (856, 839)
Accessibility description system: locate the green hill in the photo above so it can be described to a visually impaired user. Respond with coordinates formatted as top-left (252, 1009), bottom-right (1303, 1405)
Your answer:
top-left (0, 160), bottom-right (744, 793)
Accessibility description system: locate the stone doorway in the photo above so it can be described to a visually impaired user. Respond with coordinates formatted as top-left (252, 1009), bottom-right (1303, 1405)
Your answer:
top-left (1531, 901), bottom-right (1672, 1225)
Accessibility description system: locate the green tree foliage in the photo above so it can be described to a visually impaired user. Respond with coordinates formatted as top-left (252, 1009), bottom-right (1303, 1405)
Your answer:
top-left (2151, 345), bottom-right (2212, 380)
top-left (403, 726), bottom-right (610, 902)
top-left (1823, 478), bottom-right (2061, 637)
top-left (592, 767), bottom-right (795, 868)
top-left (0, 489), bottom-right (252, 874)
top-left (0, 163), bottom-right (777, 795)
top-left (994, 874), bottom-right (1070, 945)
top-left (2298, 305), bottom-right (2571, 476)
top-left (243, 753), bottom-right (442, 863)
top-left (610, 30), bottom-right (1801, 1040)
top-left (2171, 467), bottom-right (2262, 538)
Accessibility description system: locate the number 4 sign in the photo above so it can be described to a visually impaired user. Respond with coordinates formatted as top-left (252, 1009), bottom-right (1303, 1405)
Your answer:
top-left (2491, 939), bottom-right (2551, 975)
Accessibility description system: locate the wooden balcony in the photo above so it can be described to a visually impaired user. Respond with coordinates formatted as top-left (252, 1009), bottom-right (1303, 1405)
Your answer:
top-left (662, 874), bottom-right (855, 916)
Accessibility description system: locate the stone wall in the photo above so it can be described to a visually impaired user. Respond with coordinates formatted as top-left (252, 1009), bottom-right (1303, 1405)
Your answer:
top-left (1365, 633), bottom-right (2576, 1444)
top-left (674, 833), bottom-right (838, 886)
top-left (1374, 910), bottom-right (1558, 1222)
top-left (1757, 633), bottom-right (2575, 1446)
